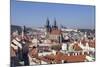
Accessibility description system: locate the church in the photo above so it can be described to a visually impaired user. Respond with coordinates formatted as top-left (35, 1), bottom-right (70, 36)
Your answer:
top-left (45, 18), bottom-right (62, 44)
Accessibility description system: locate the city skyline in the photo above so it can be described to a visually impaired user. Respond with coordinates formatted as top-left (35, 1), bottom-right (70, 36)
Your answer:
top-left (11, 0), bottom-right (95, 29)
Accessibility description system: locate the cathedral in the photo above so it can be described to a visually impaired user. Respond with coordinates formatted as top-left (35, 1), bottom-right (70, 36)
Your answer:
top-left (45, 18), bottom-right (62, 43)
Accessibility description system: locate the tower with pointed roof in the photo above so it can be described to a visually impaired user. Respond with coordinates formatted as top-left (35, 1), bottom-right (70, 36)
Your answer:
top-left (51, 18), bottom-right (58, 30)
top-left (46, 18), bottom-right (51, 33)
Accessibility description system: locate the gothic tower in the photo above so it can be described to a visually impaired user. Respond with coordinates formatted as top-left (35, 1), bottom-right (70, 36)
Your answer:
top-left (53, 18), bottom-right (58, 29)
top-left (46, 18), bottom-right (51, 32)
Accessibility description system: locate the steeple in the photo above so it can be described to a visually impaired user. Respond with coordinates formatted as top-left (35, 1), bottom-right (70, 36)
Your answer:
top-left (53, 18), bottom-right (58, 29)
top-left (46, 18), bottom-right (51, 32)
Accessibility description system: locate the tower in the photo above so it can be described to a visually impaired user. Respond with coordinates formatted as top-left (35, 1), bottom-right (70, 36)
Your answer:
top-left (53, 18), bottom-right (58, 29)
top-left (46, 18), bottom-right (51, 32)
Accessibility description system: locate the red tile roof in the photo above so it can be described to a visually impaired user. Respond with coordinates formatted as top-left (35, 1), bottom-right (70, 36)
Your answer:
top-left (73, 43), bottom-right (83, 51)
top-left (62, 55), bottom-right (86, 62)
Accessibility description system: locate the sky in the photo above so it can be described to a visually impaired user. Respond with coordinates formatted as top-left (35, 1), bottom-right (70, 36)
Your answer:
top-left (11, 0), bottom-right (95, 29)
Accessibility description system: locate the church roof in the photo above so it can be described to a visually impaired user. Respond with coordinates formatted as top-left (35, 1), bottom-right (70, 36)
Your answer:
top-left (50, 29), bottom-right (61, 35)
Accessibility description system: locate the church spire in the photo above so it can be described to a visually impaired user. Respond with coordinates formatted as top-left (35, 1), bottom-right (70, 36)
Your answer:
top-left (53, 18), bottom-right (58, 29)
top-left (46, 18), bottom-right (51, 32)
